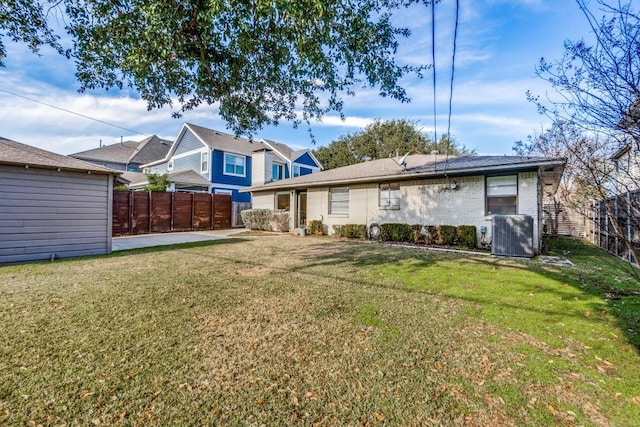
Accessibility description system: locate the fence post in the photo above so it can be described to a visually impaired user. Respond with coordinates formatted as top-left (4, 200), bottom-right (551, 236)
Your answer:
top-left (148, 191), bottom-right (153, 234)
top-left (128, 190), bottom-right (134, 235)
top-left (214, 194), bottom-right (216, 230)
top-left (170, 192), bottom-right (175, 232)
top-left (191, 193), bottom-right (195, 231)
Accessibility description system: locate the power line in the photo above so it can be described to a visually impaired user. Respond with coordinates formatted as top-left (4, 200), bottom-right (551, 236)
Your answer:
top-left (0, 87), bottom-right (150, 137)
top-left (431, 0), bottom-right (438, 147)
top-left (444, 0), bottom-right (460, 175)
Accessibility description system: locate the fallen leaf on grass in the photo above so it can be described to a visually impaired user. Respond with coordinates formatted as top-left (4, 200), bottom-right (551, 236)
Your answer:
top-left (374, 412), bottom-right (385, 421)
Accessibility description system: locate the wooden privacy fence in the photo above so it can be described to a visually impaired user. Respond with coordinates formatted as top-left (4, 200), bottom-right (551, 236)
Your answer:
top-left (592, 190), bottom-right (640, 264)
top-left (112, 191), bottom-right (232, 236)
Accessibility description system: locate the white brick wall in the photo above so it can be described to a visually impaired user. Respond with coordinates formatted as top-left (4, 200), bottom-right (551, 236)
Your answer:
top-left (251, 171), bottom-right (542, 251)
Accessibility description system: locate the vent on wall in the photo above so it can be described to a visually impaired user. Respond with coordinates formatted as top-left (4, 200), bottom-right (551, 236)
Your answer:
top-left (491, 215), bottom-right (534, 257)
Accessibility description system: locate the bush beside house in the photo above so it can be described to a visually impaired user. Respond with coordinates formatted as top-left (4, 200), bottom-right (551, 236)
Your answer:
top-left (241, 209), bottom-right (290, 232)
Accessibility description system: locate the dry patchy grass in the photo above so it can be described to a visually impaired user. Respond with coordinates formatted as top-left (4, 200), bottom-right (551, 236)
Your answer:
top-left (0, 235), bottom-right (639, 426)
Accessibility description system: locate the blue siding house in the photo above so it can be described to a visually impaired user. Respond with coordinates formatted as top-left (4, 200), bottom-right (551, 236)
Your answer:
top-left (142, 123), bottom-right (322, 203)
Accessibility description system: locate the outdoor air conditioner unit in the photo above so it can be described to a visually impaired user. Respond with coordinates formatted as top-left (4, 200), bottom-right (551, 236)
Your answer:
top-left (491, 215), bottom-right (535, 258)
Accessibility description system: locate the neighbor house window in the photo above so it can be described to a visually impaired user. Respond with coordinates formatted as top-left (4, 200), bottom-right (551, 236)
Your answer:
top-left (224, 153), bottom-right (245, 176)
top-left (276, 191), bottom-right (290, 210)
top-left (293, 165), bottom-right (301, 177)
top-left (201, 151), bottom-right (209, 173)
top-left (272, 163), bottom-right (285, 180)
top-left (214, 189), bottom-right (232, 196)
top-left (167, 159), bottom-right (174, 171)
top-left (329, 187), bottom-right (349, 214)
top-left (379, 182), bottom-right (400, 208)
top-left (486, 175), bottom-right (517, 215)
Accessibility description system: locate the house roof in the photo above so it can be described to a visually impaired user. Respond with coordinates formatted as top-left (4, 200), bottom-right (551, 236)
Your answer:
top-left (120, 170), bottom-right (212, 189)
top-left (118, 171), bottom-right (148, 186)
top-left (185, 123), bottom-right (264, 156)
top-left (245, 154), bottom-right (566, 192)
top-left (611, 143), bottom-right (632, 160)
top-left (0, 137), bottom-right (118, 175)
top-left (71, 135), bottom-right (171, 166)
top-left (168, 170), bottom-right (212, 187)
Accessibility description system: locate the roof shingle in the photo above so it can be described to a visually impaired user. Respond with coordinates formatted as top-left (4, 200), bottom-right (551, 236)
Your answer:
top-left (0, 137), bottom-right (118, 175)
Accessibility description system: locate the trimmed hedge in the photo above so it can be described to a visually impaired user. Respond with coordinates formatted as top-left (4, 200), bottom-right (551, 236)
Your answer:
top-left (377, 223), bottom-right (479, 249)
top-left (332, 224), bottom-right (367, 239)
top-left (411, 224), bottom-right (425, 244)
top-left (308, 219), bottom-right (324, 236)
top-left (457, 225), bottom-right (477, 248)
top-left (241, 209), bottom-right (290, 232)
top-left (380, 223), bottom-right (413, 243)
top-left (439, 225), bottom-right (457, 246)
top-left (241, 209), bottom-right (272, 231)
top-left (427, 225), bottom-right (440, 245)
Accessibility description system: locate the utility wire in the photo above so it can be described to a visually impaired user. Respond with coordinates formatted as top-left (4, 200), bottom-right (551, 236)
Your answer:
top-left (0, 87), bottom-right (149, 137)
top-left (444, 0), bottom-right (460, 176)
top-left (431, 0), bottom-right (437, 148)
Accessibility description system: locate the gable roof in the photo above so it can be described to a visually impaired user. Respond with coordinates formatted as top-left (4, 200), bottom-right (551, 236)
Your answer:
top-left (0, 137), bottom-right (118, 175)
top-left (71, 135), bottom-right (171, 166)
top-left (185, 123), bottom-right (265, 156)
top-left (245, 154), bottom-right (566, 192)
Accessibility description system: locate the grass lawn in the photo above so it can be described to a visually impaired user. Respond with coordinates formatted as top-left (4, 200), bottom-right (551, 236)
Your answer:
top-left (1, 235), bottom-right (639, 425)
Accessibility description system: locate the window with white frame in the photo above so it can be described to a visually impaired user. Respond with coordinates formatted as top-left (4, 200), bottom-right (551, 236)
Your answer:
top-left (272, 163), bottom-right (285, 180)
top-left (486, 175), bottom-right (517, 215)
top-left (379, 182), bottom-right (400, 208)
top-left (329, 187), bottom-right (349, 214)
top-left (275, 191), bottom-right (290, 210)
top-left (201, 151), bottom-right (209, 173)
top-left (293, 165), bottom-right (301, 177)
top-left (214, 189), bottom-right (233, 196)
top-left (224, 153), bottom-right (245, 176)
top-left (167, 159), bottom-right (174, 171)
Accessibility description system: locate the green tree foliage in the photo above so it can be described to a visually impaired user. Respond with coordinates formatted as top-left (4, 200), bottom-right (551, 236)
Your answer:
top-left (143, 173), bottom-right (170, 192)
top-left (313, 119), bottom-right (477, 169)
top-left (0, 0), bottom-right (429, 136)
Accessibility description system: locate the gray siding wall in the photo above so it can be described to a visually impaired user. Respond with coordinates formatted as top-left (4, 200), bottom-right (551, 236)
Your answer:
top-left (174, 154), bottom-right (207, 178)
top-left (0, 165), bottom-right (112, 264)
top-left (148, 162), bottom-right (169, 174)
top-left (175, 130), bottom-right (205, 155)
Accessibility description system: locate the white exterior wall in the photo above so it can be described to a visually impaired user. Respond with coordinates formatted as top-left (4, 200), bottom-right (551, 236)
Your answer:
top-left (251, 171), bottom-right (542, 251)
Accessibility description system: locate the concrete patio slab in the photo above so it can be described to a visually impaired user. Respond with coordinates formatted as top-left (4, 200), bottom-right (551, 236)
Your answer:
top-left (111, 229), bottom-right (248, 251)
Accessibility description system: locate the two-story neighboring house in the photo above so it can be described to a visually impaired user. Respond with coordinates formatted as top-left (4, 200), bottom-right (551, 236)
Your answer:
top-left (141, 123), bottom-right (322, 202)
top-left (70, 135), bottom-right (172, 171)
top-left (610, 142), bottom-right (640, 194)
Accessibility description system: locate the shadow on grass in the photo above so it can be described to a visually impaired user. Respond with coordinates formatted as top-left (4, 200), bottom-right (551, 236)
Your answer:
top-left (198, 237), bottom-right (640, 352)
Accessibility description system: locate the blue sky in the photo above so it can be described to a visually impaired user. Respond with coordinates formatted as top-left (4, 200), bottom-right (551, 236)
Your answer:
top-left (0, 0), bottom-right (594, 156)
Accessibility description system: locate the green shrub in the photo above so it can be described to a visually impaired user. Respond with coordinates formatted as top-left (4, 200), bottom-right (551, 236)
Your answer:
top-left (427, 225), bottom-right (440, 244)
top-left (439, 225), bottom-right (457, 246)
top-left (456, 225), bottom-right (477, 249)
top-left (308, 219), bottom-right (324, 235)
top-left (411, 224), bottom-right (425, 244)
top-left (332, 224), bottom-right (367, 239)
top-left (380, 223), bottom-right (413, 242)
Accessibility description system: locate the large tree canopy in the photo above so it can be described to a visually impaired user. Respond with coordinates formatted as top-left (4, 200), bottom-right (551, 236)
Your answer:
top-left (0, 0), bottom-right (428, 136)
top-left (313, 119), bottom-right (476, 170)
